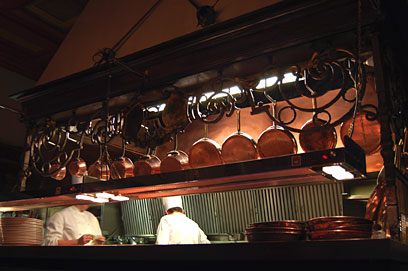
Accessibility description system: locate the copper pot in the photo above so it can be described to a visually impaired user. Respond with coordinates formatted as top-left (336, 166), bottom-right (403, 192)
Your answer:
top-left (134, 153), bottom-right (161, 176)
top-left (50, 163), bottom-right (66, 181)
top-left (189, 123), bottom-right (223, 168)
top-left (111, 157), bottom-right (134, 179)
top-left (68, 157), bottom-right (87, 178)
top-left (160, 133), bottom-right (190, 173)
top-left (299, 98), bottom-right (337, 152)
top-left (88, 160), bottom-right (110, 180)
top-left (257, 101), bottom-right (297, 158)
top-left (340, 110), bottom-right (381, 155)
top-left (221, 110), bottom-right (258, 163)
top-left (110, 140), bottom-right (134, 179)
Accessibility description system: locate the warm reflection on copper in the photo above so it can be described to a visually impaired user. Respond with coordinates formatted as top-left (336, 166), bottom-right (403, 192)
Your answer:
top-left (189, 138), bottom-right (223, 168)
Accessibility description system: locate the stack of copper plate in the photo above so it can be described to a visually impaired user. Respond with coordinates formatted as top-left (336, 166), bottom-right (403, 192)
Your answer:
top-left (0, 217), bottom-right (44, 246)
top-left (245, 220), bottom-right (306, 242)
top-left (307, 216), bottom-right (373, 240)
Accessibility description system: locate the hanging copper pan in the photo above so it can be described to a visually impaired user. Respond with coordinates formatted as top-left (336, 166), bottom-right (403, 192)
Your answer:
top-left (299, 97), bottom-right (337, 152)
top-left (88, 146), bottom-right (110, 180)
top-left (257, 100), bottom-right (297, 158)
top-left (68, 146), bottom-right (87, 178)
top-left (221, 110), bottom-right (258, 164)
top-left (340, 110), bottom-right (381, 155)
top-left (111, 139), bottom-right (134, 179)
top-left (189, 123), bottom-right (223, 168)
top-left (160, 133), bottom-right (190, 173)
top-left (50, 163), bottom-right (66, 181)
top-left (133, 148), bottom-right (161, 176)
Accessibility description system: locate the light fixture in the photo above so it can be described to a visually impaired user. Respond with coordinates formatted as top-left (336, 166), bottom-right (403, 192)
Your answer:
top-left (77, 192), bottom-right (129, 203)
top-left (322, 165), bottom-right (355, 180)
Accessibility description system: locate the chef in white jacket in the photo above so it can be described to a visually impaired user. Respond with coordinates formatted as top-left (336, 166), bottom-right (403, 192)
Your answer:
top-left (44, 205), bottom-right (105, 246)
top-left (155, 196), bottom-right (210, 245)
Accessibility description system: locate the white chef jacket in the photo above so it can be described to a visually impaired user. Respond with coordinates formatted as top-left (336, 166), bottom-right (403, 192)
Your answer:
top-left (155, 212), bottom-right (211, 245)
top-left (43, 206), bottom-right (102, 246)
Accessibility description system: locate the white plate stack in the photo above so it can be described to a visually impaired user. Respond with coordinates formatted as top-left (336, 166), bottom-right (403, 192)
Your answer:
top-left (0, 217), bottom-right (44, 246)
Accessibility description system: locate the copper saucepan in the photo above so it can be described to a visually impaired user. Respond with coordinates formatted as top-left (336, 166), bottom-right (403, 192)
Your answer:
top-left (111, 139), bottom-right (134, 179)
top-left (257, 99), bottom-right (297, 158)
top-left (221, 110), bottom-right (258, 163)
top-left (133, 148), bottom-right (161, 176)
top-left (189, 123), bottom-right (223, 168)
top-left (160, 133), bottom-right (190, 173)
top-left (299, 97), bottom-right (337, 152)
top-left (88, 146), bottom-right (110, 180)
top-left (68, 146), bottom-right (87, 178)
top-left (50, 163), bottom-right (66, 181)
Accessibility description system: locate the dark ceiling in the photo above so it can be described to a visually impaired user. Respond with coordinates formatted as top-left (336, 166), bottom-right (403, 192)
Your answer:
top-left (0, 0), bottom-right (88, 81)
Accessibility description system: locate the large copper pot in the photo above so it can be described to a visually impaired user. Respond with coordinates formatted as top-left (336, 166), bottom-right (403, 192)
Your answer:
top-left (221, 110), bottom-right (258, 164)
top-left (189, 123), bottom-right (223, 168)
top-left (160, 133), bottom-right (190, 173)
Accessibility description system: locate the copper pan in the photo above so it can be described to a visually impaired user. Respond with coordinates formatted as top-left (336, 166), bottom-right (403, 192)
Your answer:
top-left (308, 229), bottom-right (372, 240)
top-left (49, 163), bottom-right (66, 181)
top-left (189, 123), bottom-right (223, 168)
top-left (257, 100), bottom-right (297, 158)
top-left (68, 147), bottom-right (87, 178)
top-left (307, 216), bottom-right (373, 227)
top-left (249, 220), bottom-right (305, 230)
top-left (299, 97), bottom-right (337, 152)
top-left (160, 133), bottom-right (190, 173)
top-left (221, 110), bottom-right (258, 164)
top-left (111, 139), bottom-right (134, 179)
top-left (134, 148), bottom-right (161, 176)
top-left (340, 110), bottom-right (381, 155)
top-left (88, 146), bottom-right (110, 180)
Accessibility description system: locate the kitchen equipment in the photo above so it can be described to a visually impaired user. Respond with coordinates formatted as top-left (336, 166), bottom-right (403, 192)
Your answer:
top-left (221, 110), bottom-right (258, 163)
top-left (245, 220), bottom-right (306, 242)
top-left (0, 217), bottom-right (44, 246)
top-left (257, 99), bottom-right (297, 158)
top-left (111, 139), bottom-right (134, 179)
top-left (88, 146), bottom-right (110, 180)
top-left (160, 133), bottom-right (190, 173)
top-left (307, 216), bottom-right (373, 240)
top-left (133, 147), bottom-right (161, 176)
top-left (189, 123), bottom-right (223, 168)
top-left (161, 91), bottom-right (189, 131)
top-left (299, 97), bottom-right (337, 152)
top-left (50, 163), bottom-right (66, 180)
top-left (340, 110), bottom-right (381, 155)
top-left (68, 145), bottom-right (87, 178)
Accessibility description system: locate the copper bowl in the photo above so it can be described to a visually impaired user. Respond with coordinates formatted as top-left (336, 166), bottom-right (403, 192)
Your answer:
top-left (133, 155), bottom-right (161, 176)
top-left (308, 220), bottom-right (373, 232)
top-left (307, 216), bottom-right (373, 227)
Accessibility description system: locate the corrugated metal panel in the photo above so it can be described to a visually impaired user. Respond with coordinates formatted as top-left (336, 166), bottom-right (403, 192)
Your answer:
top-left (120, 182), bottom-right (344, 236)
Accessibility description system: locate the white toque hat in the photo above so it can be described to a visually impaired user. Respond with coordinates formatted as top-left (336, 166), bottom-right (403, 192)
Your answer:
top-left (162, 196), bottom-right (183, 211)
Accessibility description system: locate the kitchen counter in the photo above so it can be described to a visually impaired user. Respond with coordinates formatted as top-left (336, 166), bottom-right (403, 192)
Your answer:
top-left (1, 238), bottom-right (408, 270)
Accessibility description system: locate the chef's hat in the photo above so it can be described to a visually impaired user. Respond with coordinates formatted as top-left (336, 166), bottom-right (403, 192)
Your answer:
top-left (162, 196), bottom-right (183, 211)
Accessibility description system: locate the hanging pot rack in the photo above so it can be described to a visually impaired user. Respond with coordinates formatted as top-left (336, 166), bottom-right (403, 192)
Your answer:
top-left (3, 0), bottom-right (385, 210)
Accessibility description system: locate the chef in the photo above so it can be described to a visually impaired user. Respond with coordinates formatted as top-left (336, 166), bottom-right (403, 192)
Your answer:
top-left (43, 204), bottom-right (105, 246)
top-left (155, 196), bottom-right (211, 245)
